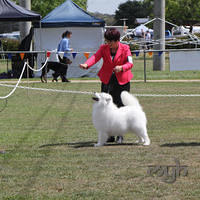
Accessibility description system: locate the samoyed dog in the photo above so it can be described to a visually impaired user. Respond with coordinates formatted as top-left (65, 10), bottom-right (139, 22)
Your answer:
top-left (92, 91), bottom-right (150, 147)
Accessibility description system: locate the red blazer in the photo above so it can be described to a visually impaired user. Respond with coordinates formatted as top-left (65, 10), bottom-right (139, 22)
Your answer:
top-left (85, 42), bottom-right (133, 85)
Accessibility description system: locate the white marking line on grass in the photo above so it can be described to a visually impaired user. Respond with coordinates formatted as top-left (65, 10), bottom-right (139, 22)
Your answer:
top-left (0, 83), bottom-right (200, 97)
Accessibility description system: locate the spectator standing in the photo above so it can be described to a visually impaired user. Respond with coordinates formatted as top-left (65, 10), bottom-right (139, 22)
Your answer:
top-left (145, 30), bottom-right (152, 49)
top-left (56, 30), bottom-right (73, 82)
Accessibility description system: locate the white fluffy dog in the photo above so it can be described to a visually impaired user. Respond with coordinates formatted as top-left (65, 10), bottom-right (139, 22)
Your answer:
top-left (92, 91), bottom-right (150, 147)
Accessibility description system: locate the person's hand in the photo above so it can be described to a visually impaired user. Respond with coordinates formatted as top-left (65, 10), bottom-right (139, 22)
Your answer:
top-left (80, 63), bottom-right (88, 69)
top-left (113, 65), bottom-right (123, 73)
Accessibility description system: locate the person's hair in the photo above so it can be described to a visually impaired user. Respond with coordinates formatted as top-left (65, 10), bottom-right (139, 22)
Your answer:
top-left (104, 28), bottom-right (120, 41)
top-left (62, 30), bottom-right (72, 38)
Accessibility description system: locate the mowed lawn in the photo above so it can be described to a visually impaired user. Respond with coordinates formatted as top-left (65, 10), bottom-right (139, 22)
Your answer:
top-left (0, 81), bottom-right (200, 200)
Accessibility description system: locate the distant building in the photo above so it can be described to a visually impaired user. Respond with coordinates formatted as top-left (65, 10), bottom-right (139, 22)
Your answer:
top-left (105, 26), bottom-right (128, 36)
top-left (135, 17), bottom-right (149, 25)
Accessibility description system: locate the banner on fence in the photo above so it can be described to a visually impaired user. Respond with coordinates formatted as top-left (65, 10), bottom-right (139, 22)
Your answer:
top-left (169, 51), bottom-right (200, 71)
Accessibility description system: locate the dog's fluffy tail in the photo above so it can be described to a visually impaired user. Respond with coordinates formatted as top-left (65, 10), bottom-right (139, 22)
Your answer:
top-left (121, 91), bottom-right (142, 109)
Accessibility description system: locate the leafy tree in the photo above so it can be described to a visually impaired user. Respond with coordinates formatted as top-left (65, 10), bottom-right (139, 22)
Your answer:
top-left (143, 0), bottom-right (200, 26)
top-left (32, 0), bottom-right (87, 17)
top-left (0, 0), bottom-right (87, 33)
top-left (15, 0), bottom-right (87, 18)
top-left (115, 0), bottom-right (200, 28)
top-left (165, 0), bottom-right (200, 25)
top-left (115, 0), bottom-right (152, 28)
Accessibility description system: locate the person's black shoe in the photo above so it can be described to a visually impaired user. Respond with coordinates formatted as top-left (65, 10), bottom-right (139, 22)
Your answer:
top-left (116, 136), bottom-right (123, 144)
top-left (107, 136), bottom-right (115, 142)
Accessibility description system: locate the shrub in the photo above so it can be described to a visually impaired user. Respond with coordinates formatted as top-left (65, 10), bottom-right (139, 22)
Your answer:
top-left (1, 38), bottom-right (20, 51)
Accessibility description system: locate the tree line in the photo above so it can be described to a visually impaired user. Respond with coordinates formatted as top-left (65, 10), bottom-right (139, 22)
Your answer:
top-left (115, 0), bottom-right (200, 28)
top-left (18, 0), bottom-right (200, 28)
top-left (14, 0), bottom-right (87, 18)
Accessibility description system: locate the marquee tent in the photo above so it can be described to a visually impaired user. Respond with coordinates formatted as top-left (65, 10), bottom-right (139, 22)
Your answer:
top-left (133, 24), bottom-right (153, 37)
top-left (34, 0), bottom-right (105, 78)
top-left (0, 0), bottom-right (41, 21)
top-left (0, 0), bottom-right (41, 78)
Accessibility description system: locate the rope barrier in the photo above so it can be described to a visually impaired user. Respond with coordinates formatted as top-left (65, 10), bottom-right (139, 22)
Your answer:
top-left (0, 51), bottom-right (200, 99)
top-left (0, 83), bottom-right (199, 97)
top-left (134, 94), bottom-right (200, 97)
top-left (0, 83), bottom-right (94, 95)
top-left (27, 57), bottom-right (49, 72)
top-left (0, 57), bottom-right (49, 99)
top-left (0, 62), bottom-right (27, 99)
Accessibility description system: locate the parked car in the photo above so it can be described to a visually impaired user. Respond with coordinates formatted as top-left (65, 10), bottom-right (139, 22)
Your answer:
top-left (0, 31), bottom-right (20, 40)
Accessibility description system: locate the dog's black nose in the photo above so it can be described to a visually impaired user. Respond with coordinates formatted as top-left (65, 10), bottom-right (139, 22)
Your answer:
top-left (92, 97), bottom-right (99, 101)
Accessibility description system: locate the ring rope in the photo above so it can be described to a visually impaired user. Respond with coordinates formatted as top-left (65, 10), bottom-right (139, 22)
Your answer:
top-left (27, 57), bottom-right (49, 72)
top-left (0, 83), bottom-right (200, 97)
top-left (0, 62), bottom-right (27, 99)
top-left (0, 57), bottom-right (49, 99)
top-left (0, 55), bottom-right (200, 98)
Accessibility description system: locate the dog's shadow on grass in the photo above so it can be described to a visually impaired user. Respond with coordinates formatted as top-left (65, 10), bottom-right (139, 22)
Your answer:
top-left (39, 141), bottom-right (139, 149)
top-left (39, 141), bottom-right (95, 149)
top-left (161, 142), bottom-right (200, 147)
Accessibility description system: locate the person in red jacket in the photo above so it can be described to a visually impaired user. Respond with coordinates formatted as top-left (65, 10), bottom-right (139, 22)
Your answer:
top-left (80, 28), bottom-right (133, 143)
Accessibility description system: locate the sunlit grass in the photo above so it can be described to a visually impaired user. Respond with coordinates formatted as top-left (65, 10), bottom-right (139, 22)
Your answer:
top-left (0, 81), bottom-right (200, 199)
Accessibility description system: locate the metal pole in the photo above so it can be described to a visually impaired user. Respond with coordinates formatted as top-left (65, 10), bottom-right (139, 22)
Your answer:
top-left (19, 0), bottom-right (31, 43)
top-left (144, 50), bottom-right (147, 83)
top-left (153, 0), bottom-right (165, 71)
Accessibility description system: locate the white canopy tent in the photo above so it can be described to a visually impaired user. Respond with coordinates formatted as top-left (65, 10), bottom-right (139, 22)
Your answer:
top-left (34, 27), bottom-right (104, 78)
top-left (133, 24), bottom-right (153, 37)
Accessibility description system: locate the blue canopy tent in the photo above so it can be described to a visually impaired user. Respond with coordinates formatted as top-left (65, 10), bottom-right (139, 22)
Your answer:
top-left (34, 0), bottom-right (105, 78)
top-left (37, 0), bottom-right (104, 28)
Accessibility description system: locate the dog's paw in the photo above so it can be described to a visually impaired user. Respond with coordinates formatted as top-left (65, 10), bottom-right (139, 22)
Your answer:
top-left (135, 138), bottom-right (145, 144)
top-left (135, 140), bottom-right (141, 144)
top-left (94, 143), bottom-right (104, 147)
top-left (143, 141), bottom-right (150, 146)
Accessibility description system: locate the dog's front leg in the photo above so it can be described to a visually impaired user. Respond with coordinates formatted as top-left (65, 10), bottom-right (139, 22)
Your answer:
top-left (94, 132), bottom-right (108, 147)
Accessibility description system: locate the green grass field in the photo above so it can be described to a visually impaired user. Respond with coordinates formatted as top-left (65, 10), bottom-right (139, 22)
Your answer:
top-left (0, 79), bottom-right (200, 199)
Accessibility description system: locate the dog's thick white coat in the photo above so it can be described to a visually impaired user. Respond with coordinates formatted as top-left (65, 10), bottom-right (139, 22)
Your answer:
top-left (92, 91), bottom-right (150, 147)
